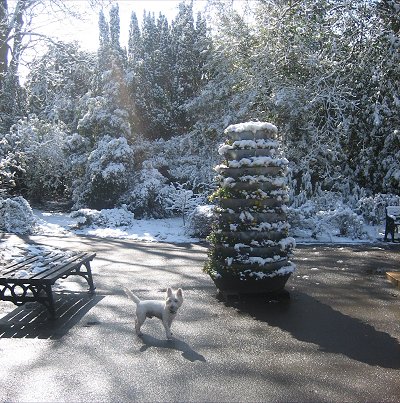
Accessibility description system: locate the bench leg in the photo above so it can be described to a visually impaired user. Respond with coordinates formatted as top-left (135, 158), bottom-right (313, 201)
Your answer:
top-left (42, 284), bottom-right (57, 319)
top-left (64, 262), bottom-right (96, 294)
top-left (384, 223), bottom-right (395, 242)
top-left (84, 261), bottom-right (96, 294)
top-left (0, 283), bottom-right (57, 319)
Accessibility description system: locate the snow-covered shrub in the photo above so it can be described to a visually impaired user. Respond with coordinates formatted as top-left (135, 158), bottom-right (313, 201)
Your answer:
top-left (120, 163), bottom-right (169, 218)
top-left (0, 196), bottom-right (37, 234)
top-left (357, 193), bottom-right (400, 225)
top-left (130, 134), bottom-right (216, 190)
top-left (164, 182), bottom-right (206, 225)
top-left (321, 207), bottom-right (366, 239)
top-left (287, 201), bottom-right (319, 237)
top-left (70, 205), bottom-right (134, 228)
top-left (1, 116), bottom-right (70, 200)
top-left (73, 135), bottom-right (133, 209)
top-left (288, 199), bottom-right (367, 240)
top-left (185, 205), bottom-right (215, 238)
top-left (77, 95), bottom-right (131, 141)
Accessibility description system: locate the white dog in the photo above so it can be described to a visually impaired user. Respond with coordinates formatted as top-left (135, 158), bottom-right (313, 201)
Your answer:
top-left (123, 287), bottom-right (184, 340)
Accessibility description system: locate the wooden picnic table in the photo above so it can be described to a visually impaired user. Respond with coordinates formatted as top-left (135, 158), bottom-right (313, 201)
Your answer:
top-left (0, 250), bottom-right (96, 319)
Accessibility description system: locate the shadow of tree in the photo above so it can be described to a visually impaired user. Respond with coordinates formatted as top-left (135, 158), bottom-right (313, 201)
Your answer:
top-left (0, 291), bottom-right (104, 339)
top-left (225, 292), bottom-right (400, 369)
top-left (138, 333), bottom-right (206, 363)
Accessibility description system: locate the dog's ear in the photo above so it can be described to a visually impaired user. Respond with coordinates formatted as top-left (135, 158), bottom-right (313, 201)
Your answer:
top-left (177, 288), bottom-right (183, 299)
top-left (167, 288), bottom-right (173, 297)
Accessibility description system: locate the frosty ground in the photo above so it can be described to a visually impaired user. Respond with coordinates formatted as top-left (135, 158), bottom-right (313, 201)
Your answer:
top-left (0, 228), bottom-right (399, 402)
top-left (32, 207), bottom-right (389, 245)
top-left (1, 204), bottom-right (394, 275)
top-left (1, 206), bottom-right (400, 402)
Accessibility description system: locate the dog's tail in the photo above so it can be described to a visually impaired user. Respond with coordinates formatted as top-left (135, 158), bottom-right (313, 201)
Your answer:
top-left (122, 286), bottom-right (141, 304)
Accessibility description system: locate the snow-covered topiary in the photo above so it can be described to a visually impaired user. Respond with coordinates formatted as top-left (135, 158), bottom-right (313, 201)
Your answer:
top-left (205, 122), bottom-right (295, 294)
top-left (0, 196), bottom-right (37, 234)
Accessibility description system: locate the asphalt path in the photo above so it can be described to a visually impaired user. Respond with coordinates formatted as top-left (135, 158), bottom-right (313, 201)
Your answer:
top-left (0, 234), bottom-right (399, 402)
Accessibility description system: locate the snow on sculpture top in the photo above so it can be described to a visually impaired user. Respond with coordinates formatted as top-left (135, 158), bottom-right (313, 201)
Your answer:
top-left (224, 121), bottom-right (278, 136)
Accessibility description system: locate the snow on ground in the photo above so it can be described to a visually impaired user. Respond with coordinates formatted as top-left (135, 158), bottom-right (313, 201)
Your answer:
top-left (0, 208), bottom-right (393, 276)
top-left (0, 207), bottom-right (390, 253)
top-left (33, 209), bottom-right (199, 243)
top-left (32, 208), bottom-right (388, 244)
top-left (291, 223), bottom-right (385, 244)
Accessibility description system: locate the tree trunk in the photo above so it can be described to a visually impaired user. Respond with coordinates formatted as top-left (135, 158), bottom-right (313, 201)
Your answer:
top-left (0, 0), bottom-right (8, 92)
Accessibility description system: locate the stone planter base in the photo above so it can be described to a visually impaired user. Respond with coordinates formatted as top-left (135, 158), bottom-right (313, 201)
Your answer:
top-left (212, 272), bottom-right (292, 296)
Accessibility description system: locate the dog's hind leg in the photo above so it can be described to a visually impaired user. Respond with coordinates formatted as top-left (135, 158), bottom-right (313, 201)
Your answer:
top-left (135, 309), bottom-right (146, 336)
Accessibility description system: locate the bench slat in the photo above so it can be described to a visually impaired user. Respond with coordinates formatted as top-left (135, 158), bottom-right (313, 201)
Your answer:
top-left (0, 252), bottom-right (53, 275)
top-left (0, 252), bottom-right (95, 284)
top-left (0, 253), bottom-right (80, 280)
top-left (32, 252), bottom-right (95, 282)
top-left (29, 252), bottom-right (88, 280)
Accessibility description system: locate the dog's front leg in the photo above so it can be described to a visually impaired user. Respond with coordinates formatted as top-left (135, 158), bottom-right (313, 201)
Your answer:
top-left (162, 317), bottom-right (173, 340)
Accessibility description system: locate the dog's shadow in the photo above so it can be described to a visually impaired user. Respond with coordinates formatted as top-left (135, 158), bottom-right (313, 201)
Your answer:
top-left (138, 334), bottom-right (206, 363)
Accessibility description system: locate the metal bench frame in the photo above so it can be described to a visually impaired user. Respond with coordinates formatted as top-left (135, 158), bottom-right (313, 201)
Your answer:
top-left (384, 206), bottom-right (400, 242)
top-left (0, 251), bottom-right (96, 319)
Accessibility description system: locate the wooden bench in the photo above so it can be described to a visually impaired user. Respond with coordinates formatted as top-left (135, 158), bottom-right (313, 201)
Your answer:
top-left (384, 206), bottom-right (400, 242)
top-left (0, 250), bottom-right (96, 319)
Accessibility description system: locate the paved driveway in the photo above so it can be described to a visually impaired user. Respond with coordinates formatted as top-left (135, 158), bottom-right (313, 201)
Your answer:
top-left (0, 234), bottom-right (399, 402)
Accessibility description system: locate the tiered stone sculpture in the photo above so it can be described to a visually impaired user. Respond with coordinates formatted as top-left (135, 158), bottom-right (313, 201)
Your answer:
top-left (205, 121), bottom-right (296, 295)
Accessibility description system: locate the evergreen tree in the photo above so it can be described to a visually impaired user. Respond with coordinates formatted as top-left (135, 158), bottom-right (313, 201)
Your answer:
top-left (109, 3), bottom-right (127, 68)
top-left (128, 11), bottom-right (142, 65)
top-left (170, 2), bottom-right (197, 133)
top-left (133, 11), bottom-right (175, 139)
top-left (98, 9), bottom-right (111, 72)
top-left (26, 42), bottom-right (95, 132)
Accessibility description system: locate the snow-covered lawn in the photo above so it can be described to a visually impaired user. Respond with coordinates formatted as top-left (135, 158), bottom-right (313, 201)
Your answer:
top-left (33, 209), bottom-right (199, 243)
top-left (0, 201), bottom-right (391, 270)
top-left (32, 208), bottom-right (386, 245)
top-left (0, 206), bottom-right (392, 273)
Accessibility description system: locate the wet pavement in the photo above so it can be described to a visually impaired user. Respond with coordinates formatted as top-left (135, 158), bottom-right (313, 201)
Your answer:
top-left (0, 234), bottom-right (399, 402)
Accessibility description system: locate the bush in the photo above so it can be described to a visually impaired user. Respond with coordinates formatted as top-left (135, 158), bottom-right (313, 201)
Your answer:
top-left (288, 199), bottom-right (367, 240)
top-left (320, 207), bottom-right (366, 239)
top-left (70, 135), bottom-right (133, 210)
top-left (120, 164), bottom-right (169, 219)
top-left (0, 196), bottom-right (37, 234)
top-left (357, 193), bottom-right (400, 225)
top-left (1, 116), bottom-right (70, 201)
top-left (185, 205), bottom-right (215, 238)
top-left (70, 205), bottom-right (135, 228)
top-left (165, 182), bottom-right (206, 225)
